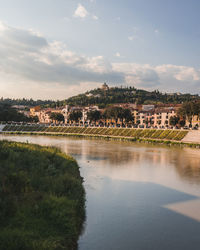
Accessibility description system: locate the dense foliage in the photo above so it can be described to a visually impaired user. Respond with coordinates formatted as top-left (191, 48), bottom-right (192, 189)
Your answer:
top-left (1, 87), bottom-right (199, 109)
top-left (178, 100), bottom-right (200, 121)
top-left (0, 141), bottom-right (85, 250)
top-left (56, 87), bottom-right (200, 107)
top-left (103, 107), bottom-right (133, 123)
top-left (0, 104), bottom-right (37, 122)
top-left (50, 113), bottom-right (64, 123)
top-left (2, 125), bottom-right (188, 141)
top-left (87, 110), bottom-right (102, 123)
top-left (0, 98), bottom-right (53, 107)
top-left (68, 111), bottom-right (82, 123)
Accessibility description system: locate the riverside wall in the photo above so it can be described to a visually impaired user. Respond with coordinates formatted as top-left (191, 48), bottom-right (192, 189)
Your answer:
top-left (182, 130), bottom-right (200, 144)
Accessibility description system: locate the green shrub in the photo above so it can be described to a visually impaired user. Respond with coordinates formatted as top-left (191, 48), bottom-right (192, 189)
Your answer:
top-left (0, 141), bottom-right (85, 250)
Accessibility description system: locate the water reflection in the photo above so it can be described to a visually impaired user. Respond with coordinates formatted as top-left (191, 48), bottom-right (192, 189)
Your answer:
top-left (79, 179), bottom-right (200, 250)
top-left (1, 135), bottom-right (200, 192)
top-left (1, 135), bottom-right (200, 249)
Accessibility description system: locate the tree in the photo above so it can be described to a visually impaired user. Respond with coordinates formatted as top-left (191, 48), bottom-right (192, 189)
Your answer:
top-left (0, 104), bottom-right (31, 122)
top-left (122, 109), bottom-right (133, 123)
top-left (31, 116), bottom-right (39, 123)
top-left (69, 111), bottom-right (82, 123)
top-left (178, 100), bottom-right (200, 125)
top-left (50, 113), bottom-right (64, 123)
top-left (87, 110), bottom-right (101, 124)
top-left (103, 106), bottom-right (124, 125)
top-left (169, 116), bottom-right (179, 126)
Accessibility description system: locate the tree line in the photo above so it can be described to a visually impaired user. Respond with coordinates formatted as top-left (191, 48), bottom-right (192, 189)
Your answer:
top-left (170, 100), bottom-right (200, 127)
top-left (0, 104), bottom-right (38, 123)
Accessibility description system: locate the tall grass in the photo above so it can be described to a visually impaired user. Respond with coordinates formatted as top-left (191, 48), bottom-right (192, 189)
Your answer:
top-left (0, 141), bottom-right (85, 250)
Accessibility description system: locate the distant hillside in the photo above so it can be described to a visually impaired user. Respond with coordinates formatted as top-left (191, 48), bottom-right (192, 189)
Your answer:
top-left (56, 86), bottom-right (200, 107)
top-left (6, 86), bottom-right (198, 109)
top-left (0, 98), bottom-right (53, 107)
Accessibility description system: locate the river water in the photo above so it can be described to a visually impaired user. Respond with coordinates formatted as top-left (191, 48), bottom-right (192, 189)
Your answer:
top-left (1, 134), bottom-right (200, 250)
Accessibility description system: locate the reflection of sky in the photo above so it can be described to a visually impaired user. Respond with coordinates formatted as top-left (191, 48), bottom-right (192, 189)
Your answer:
top-left (1, 134), bottom-right (200, 246)
top-left (78, 179), bottom-right (200, 250)
top-left (1, 134), bottom-right (200, 197)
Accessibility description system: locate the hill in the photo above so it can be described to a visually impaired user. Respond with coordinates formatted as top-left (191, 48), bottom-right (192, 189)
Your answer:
top-left (55, 86), bottom-right (200, 108)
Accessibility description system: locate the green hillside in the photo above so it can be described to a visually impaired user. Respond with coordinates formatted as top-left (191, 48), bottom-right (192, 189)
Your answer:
top-left (56, 86), bottom-right (199, 107)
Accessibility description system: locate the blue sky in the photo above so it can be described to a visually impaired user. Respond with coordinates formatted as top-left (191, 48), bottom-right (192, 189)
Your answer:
top-left (0, 0), bottom-right (200, 99)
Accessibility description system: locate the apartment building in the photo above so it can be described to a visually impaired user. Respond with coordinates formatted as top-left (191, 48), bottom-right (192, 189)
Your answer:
top-left (132, 107), bottom-right (176, 127)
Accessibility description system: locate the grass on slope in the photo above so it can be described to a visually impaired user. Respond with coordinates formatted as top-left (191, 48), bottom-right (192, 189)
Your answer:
top-left (0, 140), bottom-right (85, 250)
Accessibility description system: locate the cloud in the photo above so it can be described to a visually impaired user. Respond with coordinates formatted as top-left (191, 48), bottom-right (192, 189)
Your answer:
top-left (0, 21), bottom-right (123, 99)
top-left (73, 4), bottom-right (98, 20)
top-left (0, 21), bottom-right (199, 99)
top-left (115, 52), bottom-right (121, 57)
top-left (73, 4), bottom-right (89, 18)
top-left (128, 35), bottom-right (139, 41)
top-left (92, 15), bottom-right (98, 20)
top-left (112, 63), bottom-right (200, 93)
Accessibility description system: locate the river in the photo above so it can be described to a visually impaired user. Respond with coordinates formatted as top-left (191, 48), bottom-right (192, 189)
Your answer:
top-left (1, 134), bottom-right (200, 250)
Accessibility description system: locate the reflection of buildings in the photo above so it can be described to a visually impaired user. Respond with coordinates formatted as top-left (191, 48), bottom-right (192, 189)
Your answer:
top-left (61, 139), bottom-right (200, 186)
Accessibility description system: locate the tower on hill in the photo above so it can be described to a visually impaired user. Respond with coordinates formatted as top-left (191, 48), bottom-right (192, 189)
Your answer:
top-left (101, 82), bottom-right (109, 91)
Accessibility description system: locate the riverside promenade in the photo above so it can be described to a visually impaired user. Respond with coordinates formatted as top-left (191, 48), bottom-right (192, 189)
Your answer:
top-left (182, 130), bottom-right (200, 144)
top-left (1, 123), bottom-right (200, 145)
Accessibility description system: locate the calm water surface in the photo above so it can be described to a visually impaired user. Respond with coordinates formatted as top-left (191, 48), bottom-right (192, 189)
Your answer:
top-left (1, 135), bottom-right (200, 250)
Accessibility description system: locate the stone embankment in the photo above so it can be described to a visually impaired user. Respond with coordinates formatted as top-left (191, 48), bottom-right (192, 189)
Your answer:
top-left (182, 130), bottom-right (200, 144)
top-left (1, 124), bottom-right (200, 145)
top-left (0, 125), bottom-right (5, 132)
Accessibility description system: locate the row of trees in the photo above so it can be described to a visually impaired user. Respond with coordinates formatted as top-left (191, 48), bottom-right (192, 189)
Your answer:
top-left (67, 107), bottom-right (133, 125)
top-left (169, 100), bottom-right (200, 127)
top-left (51, 101), bottom-right (200, 127)
top-left (0, 97), bottom-right (53, 107)
top-left (0, 104), bottom-right (38, 123)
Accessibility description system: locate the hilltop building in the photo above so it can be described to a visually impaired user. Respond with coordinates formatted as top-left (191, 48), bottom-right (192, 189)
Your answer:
top-left (101, 82), bottom-right (109, 91)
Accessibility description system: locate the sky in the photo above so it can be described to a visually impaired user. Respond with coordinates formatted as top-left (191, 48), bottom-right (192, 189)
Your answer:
top-left (0, 0), bottom-right (200, 100)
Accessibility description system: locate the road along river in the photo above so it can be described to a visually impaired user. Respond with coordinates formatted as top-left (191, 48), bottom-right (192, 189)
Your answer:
top-left (1, 134), bottom-right (200, 250)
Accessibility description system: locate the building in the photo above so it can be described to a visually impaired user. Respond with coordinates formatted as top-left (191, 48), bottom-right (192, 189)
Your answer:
top-left (30, 106), bottom-right (41, 117)
top-left (132, 107), bottom-right (176, 128)
top-left (185, 115), bottom-right (200, 128)
top-left (101, 82), bottom-right (109, 91)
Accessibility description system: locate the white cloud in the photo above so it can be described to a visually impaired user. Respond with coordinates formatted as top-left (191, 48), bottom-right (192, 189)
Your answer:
top-left (128, 35), bottom-right (138, 41)
top-left (0, 21), bottom-right (123, 99)
top-left (73, 4), bottom-right (89, 19)
top-left (73, 3), bottom-right (98, 20)
top-left (154, 29), bottom-right (159, 34)
top-left (115, 52), bottom-right (121, 57)
top-left (0, 21), bottom-right (199, 99)
top-left (113, 63), bottom-right (200, 93)
top-left (92, 15), bottom-right (98, 20)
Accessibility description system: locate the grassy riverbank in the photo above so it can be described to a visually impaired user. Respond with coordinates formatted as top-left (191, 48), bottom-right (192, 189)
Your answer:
top-left (2, 125), bottom-right (188, 141)
top-left (0, 141), bottom-right (85, 250)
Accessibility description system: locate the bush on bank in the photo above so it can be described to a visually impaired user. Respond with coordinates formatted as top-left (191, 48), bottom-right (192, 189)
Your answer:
top-left (0, 140), bottom-right (85, 250)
